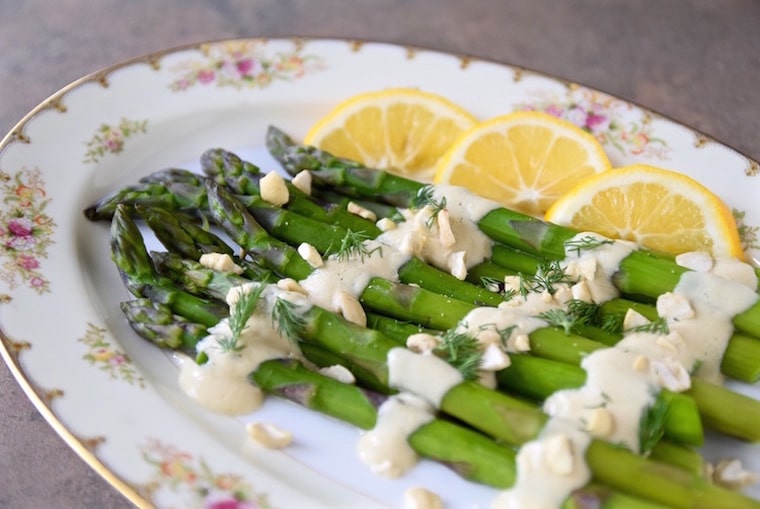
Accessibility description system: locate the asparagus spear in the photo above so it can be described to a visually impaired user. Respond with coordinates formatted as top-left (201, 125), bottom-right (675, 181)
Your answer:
top-left (109, 204), bottom-right (227, 327)
top-left (120, 298), bottom-right (208, 354)
top-left (200, 147), bottom-right (382, 237)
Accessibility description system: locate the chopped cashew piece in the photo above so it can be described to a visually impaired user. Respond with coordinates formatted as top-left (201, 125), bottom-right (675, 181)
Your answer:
top-left (347, 201), bottom-right (377, 222)
top-left (513, 334), bottom-right (531, 353)
top-left (632, 355), bottom-right (649, 372)
top-left (552, 285), bottom-right (573, 305)
top-left (544, 433), bottom-right (575, 476)
top-left (479, 343), bottom-right (511, 371)
top-left (259, 171), bottom-right (289, 206)
top-left (587, 407), bottom-right (615, 437)
top-left (578, 257), bottom-right (598, 280)
top-left (712, 458), bottom-right (759, 489)
top-left (475, 328), bottom-right (502, 346)
top-left (675, 250), bottom-right (714, 272)
top-left (403, 486), bottom-right (443, 509)
top-left (436, 209), bottom-right (456, 248)
top-left (656, 292), bottom-right (695, 321)
top-left (276, 278), bottom-right (308, 295)
top-left (199, 253), bottom-right (244, 274)
top-left (448, 250), bottom-right (467, 280)
top-left (291, 170), bottom-right (312, 195)
top-left (406, 333), bottom-right (441, 354)
top-left (651, 358), bottom-right (691, 392)
top-left (571, 280), bottom-right (593, 303)
top-left (319, 364), bottom-right (356, 384)
top-left (376, 217), bottom-right (397, 232)
top-left (297, 242), bottom-right (323, 268)
top-left (333, 291), bottom-right (367, 326)
top-left (623, 309), bottom-right (650, 330)
top-left (246, 422), bottom-right (293, 449)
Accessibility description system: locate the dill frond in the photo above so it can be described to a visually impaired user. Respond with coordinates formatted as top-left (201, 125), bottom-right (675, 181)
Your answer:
top-left (217, 283), bottom-right (265, 353)
top-left (564, 235), bottom-right (614, 256)
top-left (272, 297), bottom-right (306, 343)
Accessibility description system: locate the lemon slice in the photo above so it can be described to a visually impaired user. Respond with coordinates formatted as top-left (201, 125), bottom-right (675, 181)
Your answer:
top-left (305, 88), bottom-right (478, 181)
top-left (434, 111), bottom-right (611, 216)
top-left (545, 164), bottom-right (744, 258)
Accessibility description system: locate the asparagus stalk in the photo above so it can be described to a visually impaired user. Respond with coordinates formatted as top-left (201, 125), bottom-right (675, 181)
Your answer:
top-left (120, 298), bottom-right (208, 354)
top-left (109, 204), bottom-right (227, 327)
top-left (200, 147), bottom-right (382, 237)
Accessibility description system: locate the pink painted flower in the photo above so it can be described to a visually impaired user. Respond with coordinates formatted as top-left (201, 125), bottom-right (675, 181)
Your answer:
top-left (6, 234), bottom-right (36, 251)
top-left (104, 134), bottom-right (124, 152)
top-left (564, 107), bottom-right (588, 128)
top-left (585, 113), bottom-right (610, 132)
top-left (16, 254), bottom-right (39, 270)
top-left (173, 78), bottom-right (192, 90)
top-left (544, 104), bottom-right (564, 117)
top-left (30, 276), bottom-right (46, 288)
top-left (236, 58), bottom-right (254, 76)
top-left (109, 353), bottom-right (127, 366)
top-left (204, 493), bottom-right (256, 509)
top-left (8, 218), bottom-right (33, 237)
top-left (197, 69), bottom-right (216, 84)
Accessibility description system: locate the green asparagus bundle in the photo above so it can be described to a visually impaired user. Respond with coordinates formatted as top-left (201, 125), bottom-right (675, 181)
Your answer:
top-left (105, 206), bottom-right (757, 508)
top-left (86, 133), bottom-right (760, 507)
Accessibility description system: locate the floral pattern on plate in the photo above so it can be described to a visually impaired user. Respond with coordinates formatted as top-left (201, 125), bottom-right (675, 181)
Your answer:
top-left (735, 209), bottom-right (760, 253)
top-left (0, 168), bottom-right (55, 294)
top-left (168, 40), bottom-right (324, 91)
top-left (83, 118), bottom-right (148, 164)
top-left (79, 323), bottom-right (145, 388)
top-left (517, 87), bottom-right (670, 160)
top-left (140, 438), bottom-right (271, 509)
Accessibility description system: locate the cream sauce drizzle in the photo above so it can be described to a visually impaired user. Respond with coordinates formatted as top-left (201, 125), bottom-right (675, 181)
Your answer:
top-left (386, 347), bottom-right (464, 407)
top-left (356, 393), bottom-right (435, 478)
top-left (178, 283), bottom-right (307, 416)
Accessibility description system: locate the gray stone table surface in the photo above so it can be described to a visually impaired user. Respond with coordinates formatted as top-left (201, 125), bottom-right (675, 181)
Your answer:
top-left (1, 1), bottom-right (759, 507)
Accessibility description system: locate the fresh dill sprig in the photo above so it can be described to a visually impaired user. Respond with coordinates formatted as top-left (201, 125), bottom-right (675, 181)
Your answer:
top-left (601, 313), bottom-right (625, 334)
top-left (480, 276), bottom-right (517, 300)
top-left (436, 328), bottom-right (482, 381)
top-left (272, 297), bottom-right (306, 343)
top-left (536, 300), bottom-right (600, 335)
top-left (411, 185), bottom-right (436, 208)
top-left (217, 284), bottom-right (266, 353)
top-left (639, 394), bottom-right (669, 455)
top-left (325, 230), bottom-right (383, 262)
top-left (517, 260), bottom-right (576, 297)
top-left (411, 185), bottom-right (447, 227)
top-left (564, 235), bottom-right (614, 256)
top-left (567, 299), bottom-right (601, 326)
top-left (532, 260), bottom-right (576, 294)
top-left (327, 229), bottom-right (382, 262)
top-left (536, 309), bottom-right (580, 335)
top-left (493, 325), bottom-right (517, 348)
top-left (627, 317), bottom-right (670, 335)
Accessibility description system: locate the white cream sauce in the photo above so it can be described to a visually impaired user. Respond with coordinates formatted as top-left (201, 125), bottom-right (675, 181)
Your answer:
top-left (178, 283), bottom-right (307, 416)
top-left (356, 393), bottom-right (435, 478)
top-left (299, 239), bottom-right (409, 312)
top-left (386, 347), bottom-right (464, 408)
top-left (377, 185), bottom-right (496, 277)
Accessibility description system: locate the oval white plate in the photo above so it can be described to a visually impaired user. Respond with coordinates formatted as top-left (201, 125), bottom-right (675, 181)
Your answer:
top-left (1, 38), bottom-right (758, 508)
